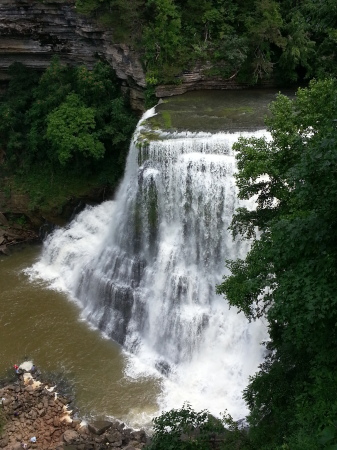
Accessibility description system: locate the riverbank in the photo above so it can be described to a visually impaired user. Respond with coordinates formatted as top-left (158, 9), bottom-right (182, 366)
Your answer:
top-left (0, 214), bottom-right (38, 255)
top-left (0, 181), bottom-right (114, 255)
top-left (0, 363), bottom-right (148, 450)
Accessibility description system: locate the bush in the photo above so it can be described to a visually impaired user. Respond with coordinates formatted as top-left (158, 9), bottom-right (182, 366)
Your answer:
top-left (146, 404), bottom-right (252, 450)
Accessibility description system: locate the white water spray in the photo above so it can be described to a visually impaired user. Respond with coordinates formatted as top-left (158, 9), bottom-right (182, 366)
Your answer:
top-left (28, 108), bottom-right (267, 422)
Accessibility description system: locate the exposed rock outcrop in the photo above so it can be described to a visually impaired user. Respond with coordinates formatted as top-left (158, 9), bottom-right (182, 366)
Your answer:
top-left (155, 79), bottom-right (246, 98)
top-left (0, 225), bottom-right (38, 255)
top-left (0, 208), bottom-right (38, 254)
top-left (0, 365), bottom-right (149, 449)
top-left (0, 0), bottom-right (145, 111)
top-left (0, 0), bottom-right (275, 108)
top-left (155, 65), bottom-right (278, 98)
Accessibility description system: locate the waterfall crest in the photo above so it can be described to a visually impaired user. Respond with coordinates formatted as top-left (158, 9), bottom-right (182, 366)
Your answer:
top-left (28, 109), bottom-right (267, 420)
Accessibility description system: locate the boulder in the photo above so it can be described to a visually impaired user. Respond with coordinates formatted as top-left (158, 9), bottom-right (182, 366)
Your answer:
top-left (88, 420), bottom-right (113, 435)
top-left (130, 430), bottom-right (146, 443)
top-left (106, 430), bottom-right (122, 444)
top-left (0, 245), bottom-right (9, 255)
top-left (63, 429), bottom-right (79, 444)
top-left (0, 436), bottom-right (9, 448)
top-left (0, 365), bottom-right (150, 450)
top-left (0, 213), bottom-right (9, 226)
top-left (54, 416), bottom-right (61, 427)
top-left (1, 398), bottom-right (11, 406)
top-left (10, 443), bottom-right (22, 450)
top-left (19, 361), bottom-right (34, 372)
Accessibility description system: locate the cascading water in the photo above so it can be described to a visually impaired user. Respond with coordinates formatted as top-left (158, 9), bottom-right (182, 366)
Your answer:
top-left (28, 107), bottom-right (267, 421)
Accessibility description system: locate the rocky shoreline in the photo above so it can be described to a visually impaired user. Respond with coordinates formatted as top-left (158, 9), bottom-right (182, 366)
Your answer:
top-left (0, 212), bottom-right (39, 255)
top-left (0, 227), bottom-right (38, 256)
top-left (0, 363), bottom-right (149, 450)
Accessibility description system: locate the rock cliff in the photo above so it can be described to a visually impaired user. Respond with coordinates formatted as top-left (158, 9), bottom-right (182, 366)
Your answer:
top-left (0, 0), bottom-right (271, 108)
top-left (0, 0), bottom-right (146, 111)
top-left (0, 0), bottom-right (273, 108)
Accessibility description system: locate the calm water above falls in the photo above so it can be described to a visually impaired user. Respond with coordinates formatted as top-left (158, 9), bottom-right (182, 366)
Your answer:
top-left (1, 97), bottom-right (272, 427)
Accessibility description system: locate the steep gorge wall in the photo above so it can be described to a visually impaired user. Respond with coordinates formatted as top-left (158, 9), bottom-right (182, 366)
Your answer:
top-left (0, 0), bottom-right (146, 111)
top-left (0, 0), bottom-right (270, 106)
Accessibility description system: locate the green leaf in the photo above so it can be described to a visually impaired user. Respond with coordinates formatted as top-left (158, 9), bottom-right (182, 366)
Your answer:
top-left (318, 426), bottom-right (336, 445)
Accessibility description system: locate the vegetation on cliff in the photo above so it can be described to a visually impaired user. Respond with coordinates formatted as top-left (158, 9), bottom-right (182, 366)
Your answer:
top-left (146, 79), bottom-right (337, 450)
top-left (75, 0), bottom-right (337, 87)
top-left (0, 59), bottom-right (137, 214)
top-left (216, 78), bottom-right (337, 449)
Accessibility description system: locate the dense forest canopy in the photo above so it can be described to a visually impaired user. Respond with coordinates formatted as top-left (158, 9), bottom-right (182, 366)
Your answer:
top-left (74, 0), bottom-right (337, 86)
top-left (216, 78), bottom-right (337, 449)
top-left (0, 59), bottom-right (137, 211)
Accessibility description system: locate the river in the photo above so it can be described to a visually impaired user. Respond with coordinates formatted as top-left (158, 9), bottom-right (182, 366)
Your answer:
top-left (0, 89), bottom-right (293, 429)
top-left (0, 244), bottom-right (161, 427)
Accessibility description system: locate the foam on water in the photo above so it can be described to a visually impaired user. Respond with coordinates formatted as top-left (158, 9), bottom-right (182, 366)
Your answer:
top-left (27, 109), bottom-right (268, 424)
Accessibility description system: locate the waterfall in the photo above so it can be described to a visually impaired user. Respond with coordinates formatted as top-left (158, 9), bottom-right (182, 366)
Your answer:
top-left (28, 108), bottom-right (267, 421)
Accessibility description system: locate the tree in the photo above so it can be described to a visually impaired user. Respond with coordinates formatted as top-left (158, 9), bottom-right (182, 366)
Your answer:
top-left (146, 403), bottom-right (252, 450)
top-left (243, 0), bottom-right (286, 81)
top-left (26, 57), bottom-right (74, 162)
top-left (217, 79), bottom-right (337, 448)
top-left (46, 93), bottom-right (105, 165)
top-left (0, 59), bottom-right (137, 209)
top-left (0, 63), bottom-right (40, 170)
top-left (278, 11), bottom-right (315, 82)
top-left (72, 0), bottom-right (337, 85)
top-left (75, 0), bottom-right (145, 41)
top-left (143, 0), bottom-right (183, 81)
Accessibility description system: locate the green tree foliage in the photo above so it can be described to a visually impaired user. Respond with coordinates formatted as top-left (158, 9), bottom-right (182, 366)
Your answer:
top-left (0, 64), bottom-right (40, 169)
top-left (243, 0), bottom-right (286, 82)
top-left (142, 0), bottom-right (183, 83)
top-left (46, 93), bottom-right (105, 165)
top-left (73, 0), bottom-right (337, 85)
top-left (146, 403), bottom-right (252, 450)
top-left (216, 79), bottom-right (337, 448)
top-left (25, 57), bottom-right (75, 166)
top-left (0, 59), bottom-right (137, 207)
top-left (278, 11), bottom-right (315, 82)
top-left (75, 0), bottom-right (144, 41)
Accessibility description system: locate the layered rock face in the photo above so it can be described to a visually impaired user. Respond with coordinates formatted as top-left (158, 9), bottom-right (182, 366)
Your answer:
top-left (0, 0), bottom-right (146, 111)
top-left (0, 0), bottom-right (259, 106)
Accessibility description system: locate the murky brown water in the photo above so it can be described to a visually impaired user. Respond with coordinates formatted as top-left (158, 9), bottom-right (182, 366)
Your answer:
top-left (0, 89), bottom-right (297, 427)
top-left (0, 245), bottom-right (161, 428)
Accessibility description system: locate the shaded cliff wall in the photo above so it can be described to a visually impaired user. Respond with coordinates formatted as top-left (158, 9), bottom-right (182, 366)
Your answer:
top-left (0, 0), bottom-right (146, 111)
top-left (0, 0), bottom-right (280, 105)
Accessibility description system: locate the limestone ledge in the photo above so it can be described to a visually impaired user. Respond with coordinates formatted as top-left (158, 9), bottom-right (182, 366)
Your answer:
top-left (0, 0), bottom-right (145, 111)
top-left (0, 0), bottom-right (279, 109)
